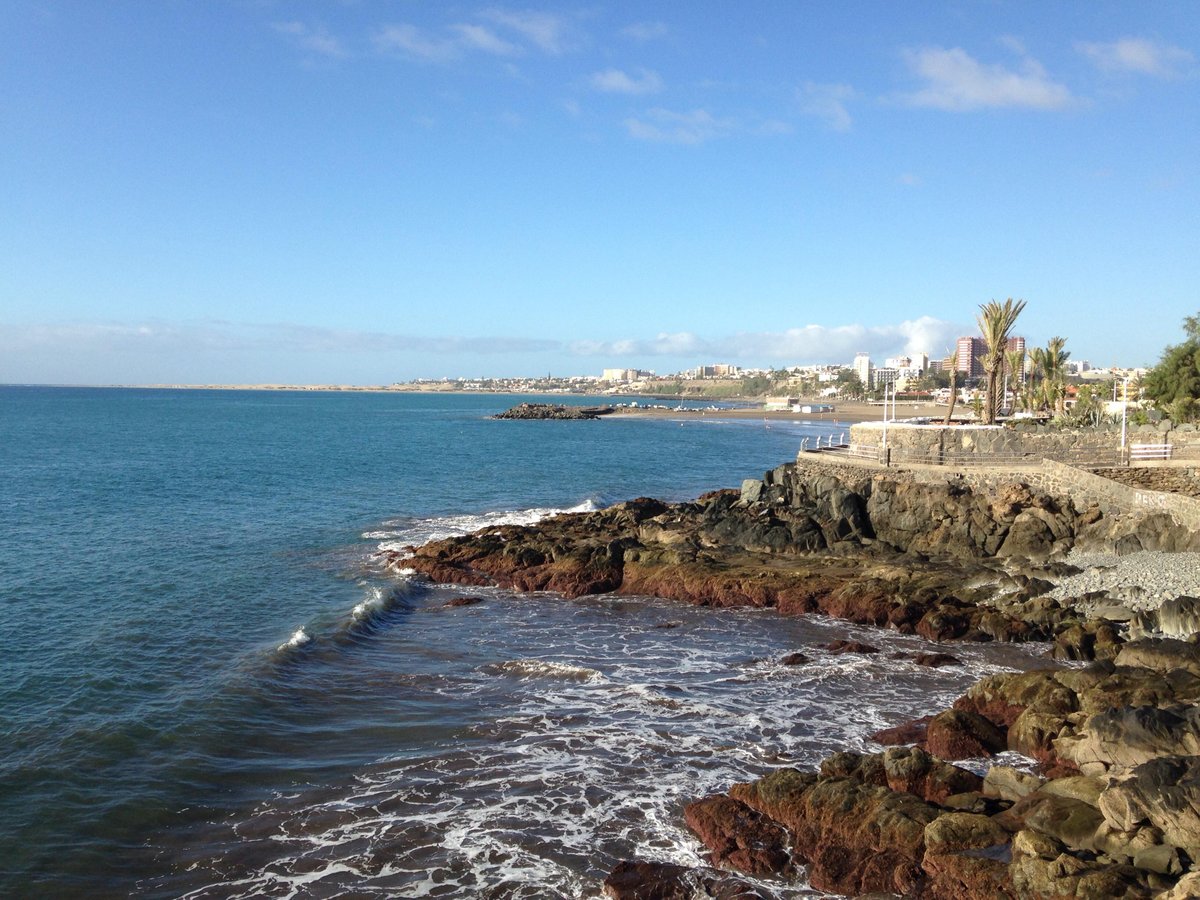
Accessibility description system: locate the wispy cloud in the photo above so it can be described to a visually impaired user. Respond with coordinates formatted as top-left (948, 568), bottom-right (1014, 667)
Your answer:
top-left (373, 23), bottom-right (461, 63)
top-left (589, 67), bottom-right (663, 95)
top-left (450, 23), bottom-right (520, 56)
top-left (570, 317), bottom-right (959, 363)
top-left (481, 9), bottom-right (573, 55)
top-left (375, 11), bottom-right (573, 63)
top-left (897, 46), bottom-right (1073, 111)
top-left (622, 21), bottom-right (669, 42)
top-left (797, 81), bottom-right (856, 131)
top-left (273, 21), bottom-right (347, 59)
top-left (1, 318), bottom-right (960, 368)
top-left (0, 322), bottom-right (559, 355)
top-left (624, 108), bottom-right (733, 144)
top-left (1076, 37), bottom-right (1195, 78)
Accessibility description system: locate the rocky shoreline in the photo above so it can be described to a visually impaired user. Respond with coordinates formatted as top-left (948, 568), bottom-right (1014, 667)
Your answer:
top-left (491, 402), bottom-right (615, 420)
top-left (385, 458), bottom-right (1200, 898)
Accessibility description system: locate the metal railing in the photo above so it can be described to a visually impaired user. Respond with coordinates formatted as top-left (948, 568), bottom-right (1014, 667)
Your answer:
top-left (1130, 443), bottom-right (1172, 460)
top-left (808, 443), bottom-right (1127, 469)
top-left (798, 432), bottom-right (848, 452)
top-left (801, 431), bottom-right (1200, 470)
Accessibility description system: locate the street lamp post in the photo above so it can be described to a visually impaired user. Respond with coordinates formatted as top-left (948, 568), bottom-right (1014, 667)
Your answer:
top-left (881, 380), bottom-right (889, 465)
top-left (1120, 376), bottom-right (1130, 456)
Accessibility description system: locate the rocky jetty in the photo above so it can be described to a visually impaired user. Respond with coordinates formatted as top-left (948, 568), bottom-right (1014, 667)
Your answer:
top-left (491, 402), bottom-right (613, 420)
top-left (390, 460), bottom-right (1197, 643)
top-left (386, 458), bottom-right (1200, 897)
top-left (672, 635), bottom-right (1200, 899)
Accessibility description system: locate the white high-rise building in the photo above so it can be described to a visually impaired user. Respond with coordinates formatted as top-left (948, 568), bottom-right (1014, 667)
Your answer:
top-left (852, 352), bottom-right (872, 387)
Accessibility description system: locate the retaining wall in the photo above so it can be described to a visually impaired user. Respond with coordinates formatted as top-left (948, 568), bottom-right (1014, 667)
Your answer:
top-left (794, 450), bottom-right (1200, 530)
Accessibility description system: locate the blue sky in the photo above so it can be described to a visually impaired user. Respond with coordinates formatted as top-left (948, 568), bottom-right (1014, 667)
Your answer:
top-left (2, 1), bottom-right (1197, 384)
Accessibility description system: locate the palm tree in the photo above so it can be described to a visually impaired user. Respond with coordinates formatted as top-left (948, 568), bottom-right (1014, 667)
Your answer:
top-left (1041, 336), bottom-right (1070, 418)
top-left (976, 298), bottom-right (1027, 425)
top-left (1026, 346), bottom-right (1045, 413)
top-left (942, 347), bottom-right (958, 425)
top-left (1004, 347), bottom-right (1026, 413)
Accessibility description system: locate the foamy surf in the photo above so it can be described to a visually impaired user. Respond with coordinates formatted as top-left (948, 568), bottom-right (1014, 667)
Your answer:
top-left (483, 659), bottom-right (607, 683)
top-left (366, 499), bottom-right (602, 554)
top-left (163, 598), bottom-right (1052, 900)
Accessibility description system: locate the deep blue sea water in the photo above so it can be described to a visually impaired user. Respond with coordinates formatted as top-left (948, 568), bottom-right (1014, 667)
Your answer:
top-left (0, 387), bottom-right (1046, 898)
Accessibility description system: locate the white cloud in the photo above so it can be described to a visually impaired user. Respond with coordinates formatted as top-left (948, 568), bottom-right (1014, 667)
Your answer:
top-left (450, 23), bottom-right (520, 56)
top-left (0, 322), bottom-right (560, 356)
top-left (273, 21), bottom-right (347, 59)
top-left (624, 108), bottom-right (732, 144)
top-left (756, 119), bottom-right (794, 136)
top-left (569, 317), bottom-right (960, 364)
top-left (2, 318), bottom-right (964, 369)
top-left (622, 21), bottom-right (669, 42)
top-left (797, 81), bottom-right (856, 131)
top-left (375, 12), bottom-right (575, 64)
top-left (373, 24), bottom-right (460, 63)
top-left (589, 67), bottom-right (663, 95)
top-left (1077, 37), bottom-right (1195, 78)
top-left (482, 9), bottom-right (573, 55)
top-left (898, 46), bottom-right (1073, 111)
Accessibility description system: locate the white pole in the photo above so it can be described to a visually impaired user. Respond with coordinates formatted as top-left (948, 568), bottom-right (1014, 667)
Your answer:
top-left (1121, 377), bottom-right (1129, 451)
top-left (881, 381), bottom-right (889, 462)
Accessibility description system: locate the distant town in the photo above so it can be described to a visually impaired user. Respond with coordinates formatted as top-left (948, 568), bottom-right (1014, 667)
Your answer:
top-left (391, 333), bottom-right (1146, 417)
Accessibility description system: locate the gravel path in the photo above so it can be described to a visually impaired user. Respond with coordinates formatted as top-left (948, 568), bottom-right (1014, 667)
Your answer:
top-left (1048, 550), bottom-right (1200, 616)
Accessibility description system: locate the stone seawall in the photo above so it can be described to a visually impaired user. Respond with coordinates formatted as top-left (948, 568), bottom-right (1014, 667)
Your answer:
top-left (848, 422), bottom-right (1122, 465)
top-left (794, 452), bottom-right (1200, 534)
top-left (847, 422), bottom-right (1200, 468)
top-left (1094, 466), bottom-right (1200, 499)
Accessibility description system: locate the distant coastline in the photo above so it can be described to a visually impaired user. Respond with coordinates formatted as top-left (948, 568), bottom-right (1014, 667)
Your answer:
top-left (2, 383), bottom-right (945, 425)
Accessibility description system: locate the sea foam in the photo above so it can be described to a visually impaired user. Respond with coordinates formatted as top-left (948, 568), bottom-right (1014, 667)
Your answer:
top-left (368, 499), bottom-right (601, 555)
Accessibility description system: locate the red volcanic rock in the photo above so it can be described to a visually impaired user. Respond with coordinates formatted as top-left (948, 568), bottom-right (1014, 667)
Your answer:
top-left (784, 779), bottom-right (937, 895)
top-left (881, 747), bottom-right (984, 805)
top-left (779, 652), bottom-right (809, 666)
top-left (732, 769), bottom-right (937, 896)
top-left (601, 860), bottom-right (766, 899)
top-left (925, 709), bottom-right (1007, 761)
top-left (913, 652), bottom-right (962, 668)
top-left (682, 796), bottom-right (790, 876)
top-left (816, 747), bottom-right (983, 806)
top-left (917, 608), bottom-right (972, 642)
top-left (818, 582), bottom-right (895, 626)
top-left (922, 849), bottom-right (1017, 900)
top-left (405, 557), bottom-right (493, 587)
top-left (444, 596), bottom-right (485, 607)
top-left (955, 670), bottom-right (1078, 725)
top-left (871, 716), bottom-right (932, 747)
top-left (823, 639), bottom-right (880, 655)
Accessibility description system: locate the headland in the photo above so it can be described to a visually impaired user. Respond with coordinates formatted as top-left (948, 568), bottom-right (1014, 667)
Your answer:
top-left (389, 450), bottom-right (1200, 898)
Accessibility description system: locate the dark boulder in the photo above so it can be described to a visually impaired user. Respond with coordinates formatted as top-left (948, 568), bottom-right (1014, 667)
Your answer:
top-left (925, 709), bottom-right (1007, 760)
top-left (682, 796), bottom-right (791, 876)
top-left (601, 860), bottom-right (768, 899)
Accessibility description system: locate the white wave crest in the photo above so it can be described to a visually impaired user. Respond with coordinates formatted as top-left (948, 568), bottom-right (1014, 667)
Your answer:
top-left (278, 628), bottom-right (311, 651)
top-left (365, 499), bottom-right (602, 552)
top-left (352, 586), bottom-right (388, 621)
top-left (485, 659), bottom-right (607, 683)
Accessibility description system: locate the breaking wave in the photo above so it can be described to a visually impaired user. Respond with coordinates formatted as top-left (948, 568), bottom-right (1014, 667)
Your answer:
top-left (365, 499), bottom-right (602, 554)
top-left (482, 659), bottom-right (608, 683)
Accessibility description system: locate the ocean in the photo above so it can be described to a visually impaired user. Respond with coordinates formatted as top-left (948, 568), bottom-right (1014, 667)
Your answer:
top-left (0, 387), bottom-right (1047, 898)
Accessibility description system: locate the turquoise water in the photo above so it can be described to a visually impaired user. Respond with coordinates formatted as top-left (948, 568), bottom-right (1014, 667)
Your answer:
top-left (0, 387), bottom-right (1041, 898)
